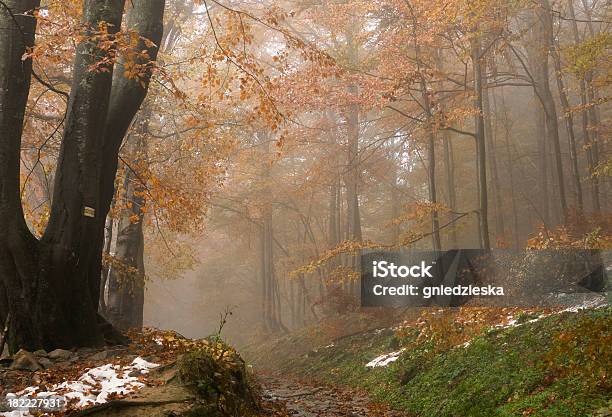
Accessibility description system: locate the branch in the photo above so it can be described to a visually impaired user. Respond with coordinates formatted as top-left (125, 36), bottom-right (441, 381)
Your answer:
top-left (0, 1), bottom-right (69, 99)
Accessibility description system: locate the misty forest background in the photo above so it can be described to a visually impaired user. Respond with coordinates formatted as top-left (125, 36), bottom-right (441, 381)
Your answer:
top-left (1, 0), bottom-right (610, 349)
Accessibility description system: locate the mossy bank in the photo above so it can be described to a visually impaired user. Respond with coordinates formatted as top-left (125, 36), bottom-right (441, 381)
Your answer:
top-left (250, 307), bottom-right (611, 417)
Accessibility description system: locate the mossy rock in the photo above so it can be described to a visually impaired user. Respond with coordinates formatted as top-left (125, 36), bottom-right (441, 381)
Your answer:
top-left (177, 343), bottom-right (259, 417)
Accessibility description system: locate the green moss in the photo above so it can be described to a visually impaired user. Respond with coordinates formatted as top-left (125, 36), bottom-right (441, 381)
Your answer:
top-left (266, 308), bottom-right (611, 417)
top-left (178, 344), bottom-right (260, 417)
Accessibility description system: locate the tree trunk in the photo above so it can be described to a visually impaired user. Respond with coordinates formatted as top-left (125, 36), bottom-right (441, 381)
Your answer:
top-left (327, 111), bottom-right (340, 289)
top-left (500, 89), bottom-right (521, 249)
top-left (551, 38), bottom-right (583, 212)
top-left (0, 0), bottom-right (165, 353)
top-left (408, 5), bottom-right (440, 250)
top-left (99, 212), bottom-right (114, 314)
top-left (471, 32), bottom-right (491, 251)
top-left (390, 158), bottom-right (401, 244)
top-left (0, 0), bottom-right (43, 351)
top-left (105, 126), bottom-right (147, 331)
top-left (442, 130), bottom-right (457, 248)
top-left (435, 51), bottom-right (457, 248)
top-left (568, 0), bottom-right (600, 213)
top-left (483, 85), bottom-right (505, 244)
top-left (534, 0), bottom-right (568, 221)
top-left (345, 29), bottom-right (362, 295)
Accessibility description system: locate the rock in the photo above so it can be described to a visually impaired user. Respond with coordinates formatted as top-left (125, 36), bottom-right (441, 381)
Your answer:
top-left (10, 349), bottom-right (42, 371)
top-left (128, 369), bottom-right (142, 377)
top-left (38, 357), bottom-right (54, 369)
top-left (33, 349), bottom-right (48, 357)
top-left (89, 350), bottom-right (109, 361)
top-left (143, 355), bottom-right (161, 363)
top-left (0, 355), bottom-right (13, 367)
top-left (48, 348), bottom-right (73, 360)
top-left (77, 347), bottom-right (96, 354)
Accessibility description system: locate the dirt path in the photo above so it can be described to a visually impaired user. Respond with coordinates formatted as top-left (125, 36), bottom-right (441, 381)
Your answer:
top-left (259, 374), bottom-right (408, 417)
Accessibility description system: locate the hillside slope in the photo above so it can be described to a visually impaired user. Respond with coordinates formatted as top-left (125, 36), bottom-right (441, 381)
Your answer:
top-left (250, 306), bottom-right (611, 417)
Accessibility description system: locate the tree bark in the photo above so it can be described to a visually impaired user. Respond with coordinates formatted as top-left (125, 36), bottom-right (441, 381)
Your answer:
top-left (500, 89), bottom-right (521, 249)
top-left (0, 0), bottom-right (165, 352)
top-left (483, 85), bottom-right (505, 244)
top-left (533, 0), bottom-right (568, 221)
top-left (105, 128), bottom-right (147, 331)
top-left (471, 32), bottom-right (491, 251)
top-left (568, 0), bottom-right (600, 213)
top-left (0, 0), bottom-right (42, 351)
top-left (345, 29), bottom-right (362, 295)
top-left (551, 39), bottom-right (583, 212)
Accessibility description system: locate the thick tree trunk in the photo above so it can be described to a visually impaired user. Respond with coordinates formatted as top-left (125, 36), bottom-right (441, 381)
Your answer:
top-left (0, 0), bottom-right (164, 352)
top-left (0, 0), bottom-right (42, 351)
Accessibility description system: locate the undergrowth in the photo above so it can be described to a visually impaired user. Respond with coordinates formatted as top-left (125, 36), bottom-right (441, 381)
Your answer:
top-left (255, 307), bottom-right (611, 417)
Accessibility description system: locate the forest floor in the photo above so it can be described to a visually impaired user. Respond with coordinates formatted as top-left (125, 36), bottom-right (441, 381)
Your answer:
top-left (0, 329), bottom-right (405, 417)
top-left (258, 373), bottom-right (408, 417)
top-left (248, 302), bottom-right (612, 417)
top-left (1, 303), bottom-right (610, 417)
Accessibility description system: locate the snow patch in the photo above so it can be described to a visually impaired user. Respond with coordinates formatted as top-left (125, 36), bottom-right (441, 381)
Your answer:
top-left (366, 349), bottom-right (406, 368)
top-left (493, 298), bottom-right (608, 330)
top-left (0, 357), bottom-right (159, 417)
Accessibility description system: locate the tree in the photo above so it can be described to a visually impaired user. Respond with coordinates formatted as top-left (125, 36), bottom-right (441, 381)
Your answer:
top-left (0, 0), bottom-right (164, 352)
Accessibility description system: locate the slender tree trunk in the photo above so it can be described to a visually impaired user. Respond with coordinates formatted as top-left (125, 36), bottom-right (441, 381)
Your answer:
top-left (551, 39), bottom-right (584, 212)
top-left (327, 112), bottom-right (340, 292)
top-left (105, 120), bottom-right (148, 331)
top-left (537, 107), bottom-right (551, 226)
top-left (483, 85), bottom-right (505, 244)
top-left (261, 152), bottom-right (274, 331)
top-left (534, 0), bottom-right (568, 220)
top-left (568, 0), bottom-right (600, 213)
top-left (390, 158), bottom-right (401, 244)
top-left (500, 89), bottom-right (520, 249)
top-left (345, 29), bottom-right (362, 295)
top-left (442, 131), bottom-right (457, 248)
top-left (471, 32), bottom-right (491, 251)
top-left (407, 4), bottom-right (440, 250)
top-left (435, 51), bottom-right (457, 248)
top-left (288, 276), bottom-right (295, 329)
top-left (99, 212), bottom-right (114, 314)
